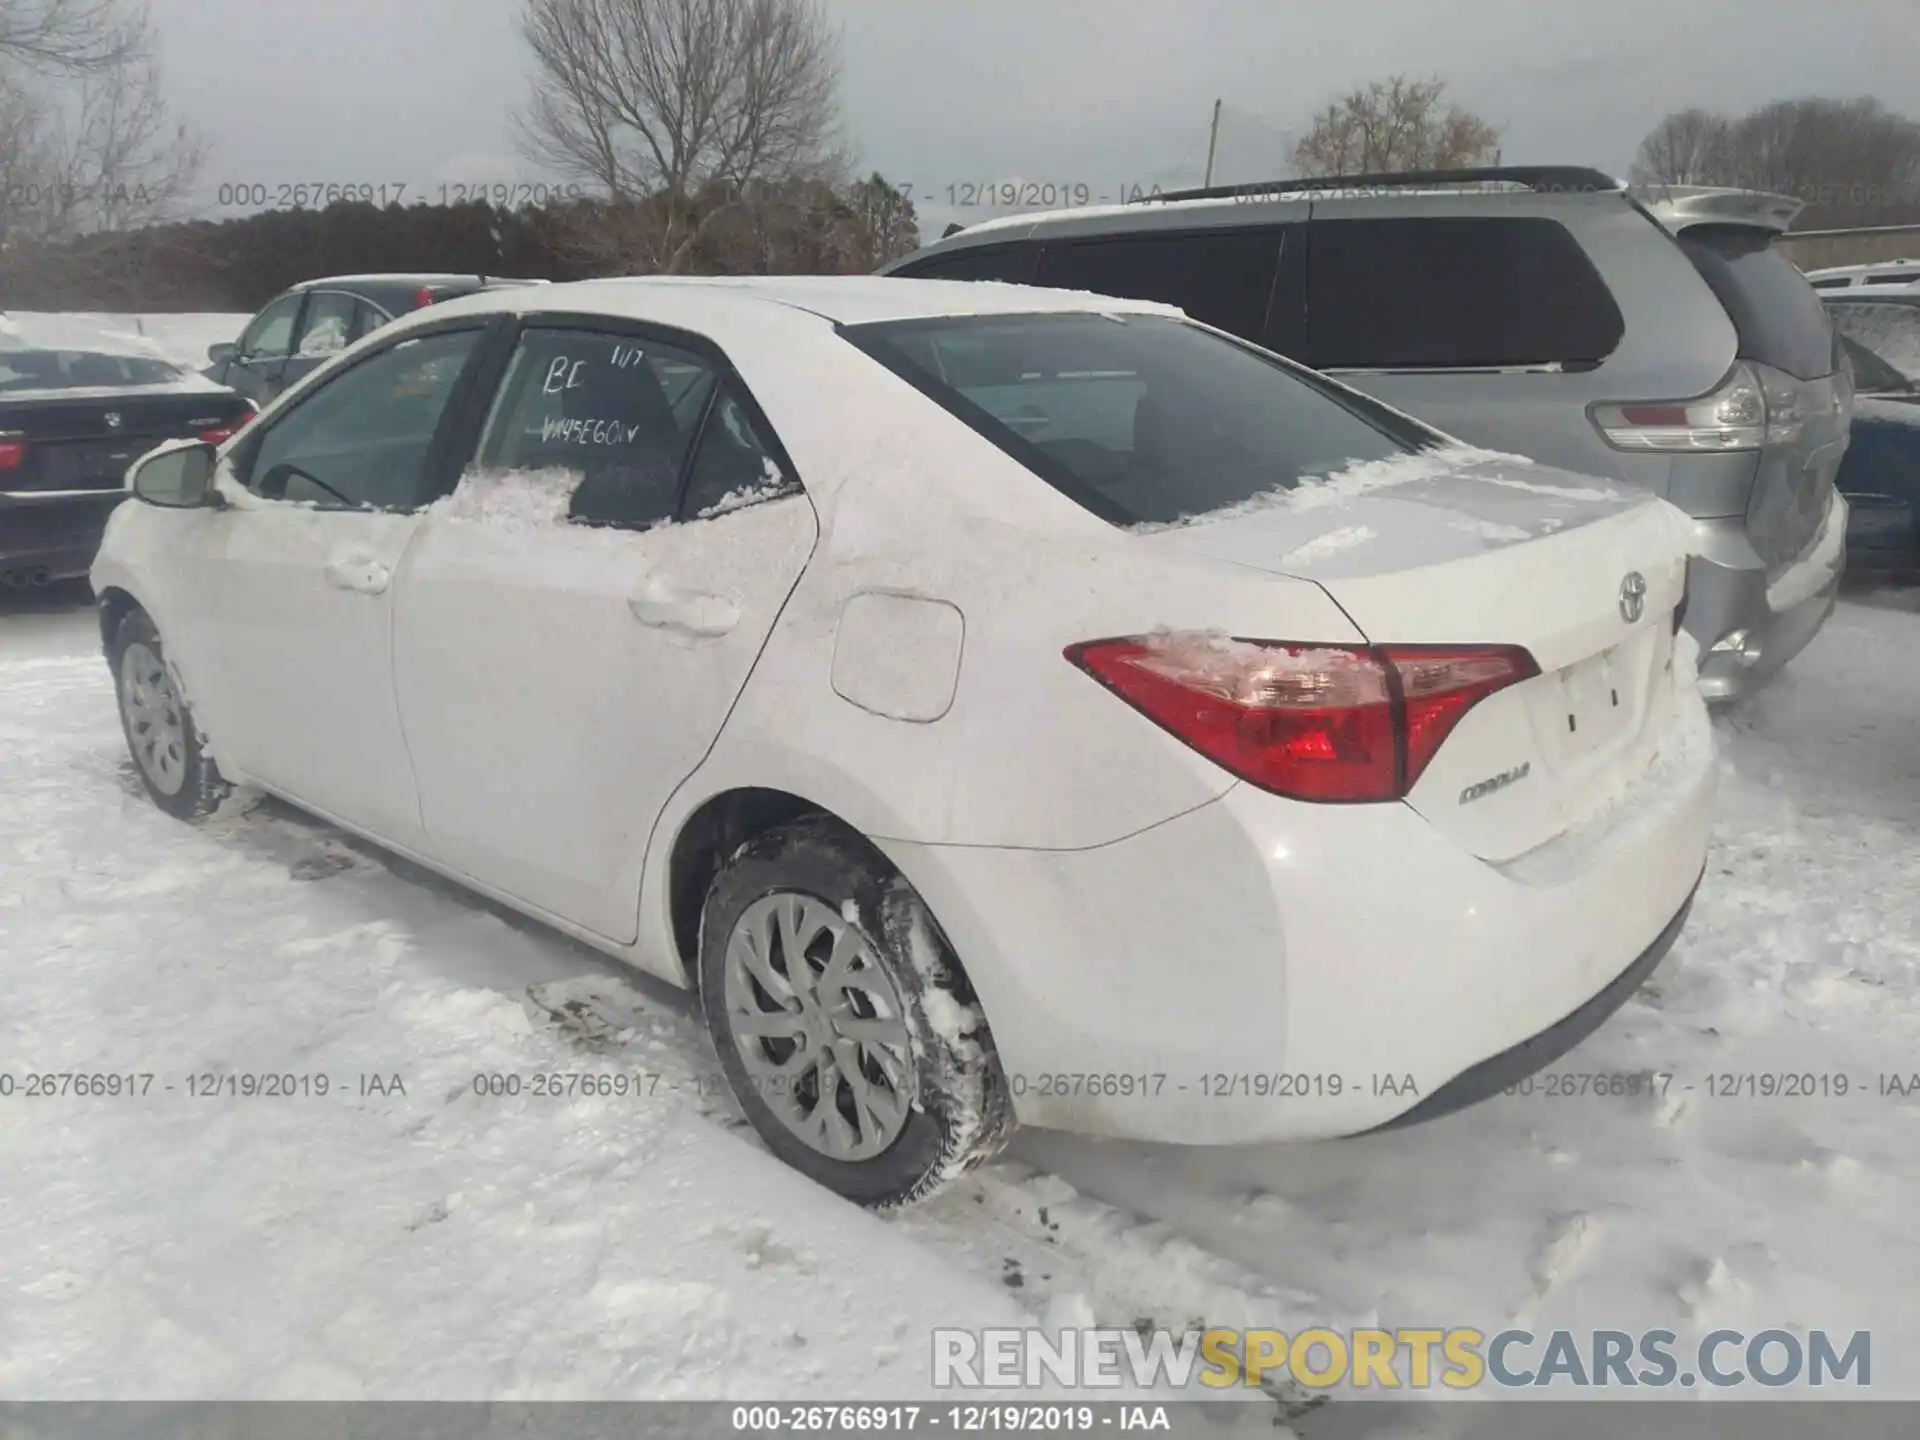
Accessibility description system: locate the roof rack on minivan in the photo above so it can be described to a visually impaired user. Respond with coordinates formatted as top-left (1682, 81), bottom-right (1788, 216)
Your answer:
top-left (1148, 165), bottom-right (1624, 205)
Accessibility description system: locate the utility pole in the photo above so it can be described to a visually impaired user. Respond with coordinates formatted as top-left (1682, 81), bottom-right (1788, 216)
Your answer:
top-left (1204, 99), bottom-right (1222, 188)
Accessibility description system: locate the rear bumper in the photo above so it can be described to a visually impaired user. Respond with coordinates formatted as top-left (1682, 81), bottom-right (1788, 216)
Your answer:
top-left (0, 491), bottom-right (123, 582)
top-left (877, 674), bottom-right (1717, 1145)
top-left (1366, 876), bottom-right (1696, 1132)
top-left (1685, 495), bottom-right (1845, 703)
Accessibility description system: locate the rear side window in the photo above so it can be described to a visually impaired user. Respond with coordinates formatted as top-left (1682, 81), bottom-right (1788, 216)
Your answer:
top-left (1809, 277), bottom-right (1855, 291)
top-left (474, 328), bottom-right (718, 529)
top-left (351, 299), bottom-right (390, 342)
top-left (1677, 226), bottom-right (1835, 381)
top-left (679, 383), bottom-right (796, 518)
top-left (1032, 230), bottom-right (1282, 344)
top-left (295, 293), bottom-right (357, 357)
top-left (843, 312), bottom-right (1432, 527)
top-left (891, 244), bottom-right (1038, 283)
top-left (1865, 271), bottom-right (1920, 286)
top-left (1305, 217), bottom-right (1624, 371)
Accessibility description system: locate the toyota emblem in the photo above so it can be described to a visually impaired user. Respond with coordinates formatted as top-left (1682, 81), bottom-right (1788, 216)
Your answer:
top-left (104, 412), bottom-right (123, 429)
top-left (1618, 571), bottom-right (1648, 624)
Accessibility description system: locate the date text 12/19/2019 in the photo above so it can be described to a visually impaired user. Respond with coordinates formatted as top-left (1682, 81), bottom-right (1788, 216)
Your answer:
top-left (729, 1404), bottom-right (1171, 1432)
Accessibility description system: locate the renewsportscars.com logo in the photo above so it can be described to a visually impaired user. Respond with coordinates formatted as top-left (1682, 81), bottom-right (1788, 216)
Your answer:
top-left (933, 1327), bottom-right (1872, 1392)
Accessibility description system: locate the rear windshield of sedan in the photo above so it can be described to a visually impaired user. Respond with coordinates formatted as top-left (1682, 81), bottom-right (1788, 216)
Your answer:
top-left (0, 349), bottom-right (183, 392)
top-left (841, 312), bottom-right (1434, 526)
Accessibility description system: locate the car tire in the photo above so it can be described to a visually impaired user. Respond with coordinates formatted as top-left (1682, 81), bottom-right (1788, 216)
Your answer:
top-left (698, 817), bottom-right (1014, 1209)
top-left (108, 608), bottom-right (232, 822)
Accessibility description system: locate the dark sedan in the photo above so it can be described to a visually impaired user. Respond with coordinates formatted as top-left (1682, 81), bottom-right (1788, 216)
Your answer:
top-left (206, 273), bottom-right (547, 406)
top-left (1835, 333), bottom-right (1920, 580)
top-left (1, 344), bottom-right (255, 589)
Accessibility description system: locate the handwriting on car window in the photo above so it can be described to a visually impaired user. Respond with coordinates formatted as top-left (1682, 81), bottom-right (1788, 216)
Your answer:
top-left (541, 343), bottom-right (650, 396)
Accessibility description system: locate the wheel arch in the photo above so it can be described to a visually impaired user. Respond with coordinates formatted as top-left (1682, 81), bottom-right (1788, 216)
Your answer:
top-left (664, 786), bottom-right (843, 986)
top-left (659, 784), bottom-right (996, 1026)
top-left (96, 584), bottom-right (143, 657)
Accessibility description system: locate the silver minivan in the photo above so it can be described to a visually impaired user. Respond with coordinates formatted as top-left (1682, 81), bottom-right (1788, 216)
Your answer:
top-left (879, 167), bottom-right (1850, 701)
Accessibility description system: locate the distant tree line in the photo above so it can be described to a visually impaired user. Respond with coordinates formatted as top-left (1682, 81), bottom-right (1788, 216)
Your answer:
top-left (1632, 98), bottom-right (1920, 230)
top-left (0, 173), bottom-right (920, 311)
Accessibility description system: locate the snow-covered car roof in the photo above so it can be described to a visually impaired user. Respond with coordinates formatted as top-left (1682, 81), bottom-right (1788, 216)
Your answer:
top-left (413, 274), bottom-right (1189, 329)
top-left (0, 311), bottom-right (182, 363)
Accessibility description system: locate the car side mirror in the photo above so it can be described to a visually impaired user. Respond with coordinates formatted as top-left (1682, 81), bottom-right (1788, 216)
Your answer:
top-left (207, 341), bottom-right (236, 365)
top-left (129, 440), bottom-right (222, 509)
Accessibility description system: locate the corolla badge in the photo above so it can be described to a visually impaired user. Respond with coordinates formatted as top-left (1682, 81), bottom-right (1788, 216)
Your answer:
top-left (1618, 571), bottom-right (1647, 624)
top-left (1459, 761), bottom-right (1530, 806)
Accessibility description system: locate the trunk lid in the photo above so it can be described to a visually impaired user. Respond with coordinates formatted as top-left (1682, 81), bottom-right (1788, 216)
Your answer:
top-left (1137, 446), bottom-right (1693, 862)
top-left (0, 386), bottom-right (249, 493)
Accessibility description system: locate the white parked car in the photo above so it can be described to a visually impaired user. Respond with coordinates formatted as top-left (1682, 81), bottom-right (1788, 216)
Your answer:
top-left (94, 277), bottom-right (1716, 1207)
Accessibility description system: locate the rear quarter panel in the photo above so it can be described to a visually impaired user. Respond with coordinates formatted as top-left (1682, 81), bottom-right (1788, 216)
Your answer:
top-left (681, 428), bottom-right (1368, 851)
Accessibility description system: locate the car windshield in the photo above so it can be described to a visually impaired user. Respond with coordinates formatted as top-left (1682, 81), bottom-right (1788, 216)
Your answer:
top-left (842, 311), bottom-right (1435, 527)
top-left (0, 348), bottom-right (185, 393)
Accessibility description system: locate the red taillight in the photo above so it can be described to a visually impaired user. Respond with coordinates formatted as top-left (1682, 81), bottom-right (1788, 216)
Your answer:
top-left (1592, 361), bottom-right (1813, 454)
top-left (414, 286), bottom-right (437, 309)
top-left (1385, 646), bottom-right (1539, 788)
top-left (0, 439), bottom-right (24, 471)
top-left (1067, 634), bottom-right (1537, 803)
top-left (199, 404), bottom-right (258, 446)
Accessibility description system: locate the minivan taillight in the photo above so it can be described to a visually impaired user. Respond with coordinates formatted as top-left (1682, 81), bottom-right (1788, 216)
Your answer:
top-left (0, 437), bottom-right (24, 470)
top-left (1066, 634), bottom-right (1537, 803)
top-left (414, 286), bottom-right (438, 309)
top-left (1591, 360), bottom-right (1811, 453)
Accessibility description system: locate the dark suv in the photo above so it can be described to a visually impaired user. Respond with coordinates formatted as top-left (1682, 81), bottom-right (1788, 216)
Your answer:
top-left (881, 168), bottom-right (1850, 702)
top-left (206, 274), bottom-right (547, 406)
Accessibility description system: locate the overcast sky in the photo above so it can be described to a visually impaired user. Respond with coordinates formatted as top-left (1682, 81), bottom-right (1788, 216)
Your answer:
top-left (149, 0), bottom-right (1916, 239)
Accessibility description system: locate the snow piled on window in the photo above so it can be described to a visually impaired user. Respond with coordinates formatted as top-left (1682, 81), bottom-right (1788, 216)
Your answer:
top-left (694, 455), bottom-right (789, 520)
top-left (430, 467), bottom-right (581, 529)
top-left (1128, 442), bottom-right (1548, 532)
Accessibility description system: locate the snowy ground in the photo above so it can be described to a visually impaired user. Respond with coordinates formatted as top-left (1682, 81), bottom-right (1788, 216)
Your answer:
top-left (2, 581), bottom-right (1917, 1410)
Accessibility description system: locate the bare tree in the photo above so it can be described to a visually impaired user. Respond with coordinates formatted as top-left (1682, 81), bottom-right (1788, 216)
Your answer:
top-left (0, 0), bottom-right (143, 72)
top-left (514, 0), bottom-right (841, 273)
top-left (1631, 97), bottom-right (1920, 229)
top-left (1291, 75), bottom-right (1501, 178)
top-left (0, 0), bottom-right (204, 290)
top-left (24, 59), bottom-right (203, 238)
top-left (1630, 108), bottom-right (1732, 185)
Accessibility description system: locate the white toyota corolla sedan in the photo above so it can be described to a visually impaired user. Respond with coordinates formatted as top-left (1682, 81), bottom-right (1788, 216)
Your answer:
top-left (93, 276), bottom-right (1716, 1207)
